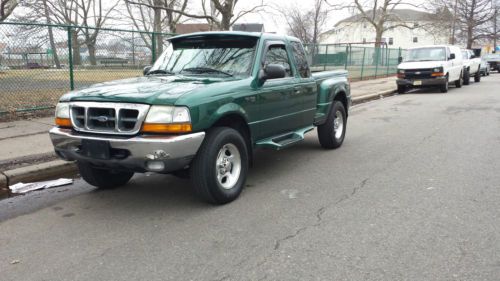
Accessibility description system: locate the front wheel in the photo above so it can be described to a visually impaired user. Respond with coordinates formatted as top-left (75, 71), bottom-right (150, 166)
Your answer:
top-left (397, 85), bottom-right (406, 94)
top-left (474, 68), bottom-right (481, 82)
top-left (440, 76), bottom-right (449, 93)
top-left (318, 100), bottom-right (347, 149)
top-left (190, 127), bottom-right (248, 204)
top-left (77, 162), bottom-right (134, 189)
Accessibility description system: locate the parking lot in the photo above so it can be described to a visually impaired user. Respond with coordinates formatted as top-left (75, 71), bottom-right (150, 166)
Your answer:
top-left (1, 75), bottom-right (499, 280)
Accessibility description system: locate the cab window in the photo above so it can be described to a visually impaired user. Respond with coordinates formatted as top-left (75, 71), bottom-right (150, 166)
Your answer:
top-left (291, 41), bottom-right (311, 78)
top-left (264, 45), bottom-right (292, 77)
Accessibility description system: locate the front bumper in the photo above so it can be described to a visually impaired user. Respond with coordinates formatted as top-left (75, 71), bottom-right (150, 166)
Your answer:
top-left (397, 77), bottom-right (447, 87)
top-left (49, 127), bottom-right (205, 173)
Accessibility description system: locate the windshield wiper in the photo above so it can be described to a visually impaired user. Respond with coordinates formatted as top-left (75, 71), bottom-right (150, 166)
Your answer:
top-left (147, 69), bottom-right (174, 76)
top-left (180, 67), bottom-right (233, 77)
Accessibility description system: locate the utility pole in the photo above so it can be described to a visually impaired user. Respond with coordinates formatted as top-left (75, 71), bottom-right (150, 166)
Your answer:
top-left (494, 7), bottom-right (498, 53)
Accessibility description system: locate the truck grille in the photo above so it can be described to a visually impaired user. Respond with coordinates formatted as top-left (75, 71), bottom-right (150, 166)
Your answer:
top-left (404, 68), bottom-right (433, 79)
top-left (69, 102), bottom-right (150, 135)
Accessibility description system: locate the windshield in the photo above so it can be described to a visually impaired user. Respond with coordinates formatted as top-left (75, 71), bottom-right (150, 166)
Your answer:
top-left (149, 35), bottom-right (258, 78)
top-left (405, 47), bottom-right (447, 62)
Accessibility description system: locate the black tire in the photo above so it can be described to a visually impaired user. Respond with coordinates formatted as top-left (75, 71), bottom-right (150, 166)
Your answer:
top-left (318, 100), bottom-right (347, 149)
top-left (455, 72), bottom-right (463, 88)
top-left (397, 85), bottom-right (406, 94)
top-left (463, 69), bottom-right (470, 85)
top-left (440, 76), bottom-right (449, 93)
top-left (190, 127), bottom-right (248, 205)
top-left (77, 161), bottom-right (133, 189)
top-left (474, 68), bottom-right (481, 82)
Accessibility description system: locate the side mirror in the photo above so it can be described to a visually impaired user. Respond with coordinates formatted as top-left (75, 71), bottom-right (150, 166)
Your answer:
top-left (143, 65), bottom-right (152, 76)
top-left (259, 64), bottom-right (286, 82)
top-left (398, 56), bottom-right (403, 63)
top-left (449, 53), bottom-right (456, 60)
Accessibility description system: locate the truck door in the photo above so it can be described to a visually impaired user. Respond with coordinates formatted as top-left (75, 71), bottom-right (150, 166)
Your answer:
top-left (290, 41), bottom-right (317, 126)
top-left (254, 41), bottom-right (304, 139)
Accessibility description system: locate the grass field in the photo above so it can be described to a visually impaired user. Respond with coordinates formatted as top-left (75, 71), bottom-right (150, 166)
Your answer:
top-left (0, 69), bottom-right (142, 115)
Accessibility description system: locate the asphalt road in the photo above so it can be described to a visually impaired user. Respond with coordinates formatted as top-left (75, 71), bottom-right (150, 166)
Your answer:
top-left (1, 75), bottom-right (500, 281)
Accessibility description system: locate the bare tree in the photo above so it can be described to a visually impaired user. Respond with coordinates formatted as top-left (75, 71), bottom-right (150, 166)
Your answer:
top-left (128, 0), bottom-right (266, 31)
top-left (76, 0), bottom-right (120, 65)
top-left (0, 0), bottom-right (18, 22)
top-left (281, 0), bottom-right (332, 45)
top-left (345, 0), bottom-right (414, 46)
top-left (125, 0), bottom-right (187, 55)
top-left (429, 0), bottom-right (496, 48)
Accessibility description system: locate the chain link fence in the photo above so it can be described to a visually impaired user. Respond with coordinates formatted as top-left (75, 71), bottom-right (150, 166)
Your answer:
top-left (304, 43), bottom-right (406, 81)
top-left (0, 22), bottom-right (173, 119)
top-left (1, 22), bottom-right (406, 120)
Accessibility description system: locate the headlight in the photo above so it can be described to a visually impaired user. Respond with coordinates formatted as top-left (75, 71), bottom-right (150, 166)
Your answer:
top-left (55, 103), bottom-right (71, 127)
top-left (432, 67), bottom-right (443, 73)
top-left (55, 102), bottom-right (70, 119)
top-left (398, 69), bottom-right (405, 74)
top-left (142, 106), bottom-right (192, 133)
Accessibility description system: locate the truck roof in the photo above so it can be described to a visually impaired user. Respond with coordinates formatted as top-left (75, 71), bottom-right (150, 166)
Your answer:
top-left (169, 31), bottom-right (300, 43)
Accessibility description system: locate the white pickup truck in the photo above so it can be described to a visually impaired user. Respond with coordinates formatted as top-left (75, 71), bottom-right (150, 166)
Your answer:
top-left (461, 49), bottom-right (481, 84)
top-left (396, 45), bottom-right (464, 93)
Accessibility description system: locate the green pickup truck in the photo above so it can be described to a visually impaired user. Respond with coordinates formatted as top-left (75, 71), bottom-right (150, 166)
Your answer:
top-left (50, 31), bottom-right (351, 204)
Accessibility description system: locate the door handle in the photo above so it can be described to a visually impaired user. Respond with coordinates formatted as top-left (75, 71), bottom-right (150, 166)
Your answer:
top-left (293, 87), bottom-right (301, 95)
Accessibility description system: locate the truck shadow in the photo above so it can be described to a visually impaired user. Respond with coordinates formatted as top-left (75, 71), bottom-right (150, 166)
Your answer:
top-left (77, 134), bottom-right (332, 213)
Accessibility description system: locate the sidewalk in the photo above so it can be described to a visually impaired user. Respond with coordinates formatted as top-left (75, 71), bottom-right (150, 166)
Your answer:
top-left (0, 76), bottom-right (396, 197)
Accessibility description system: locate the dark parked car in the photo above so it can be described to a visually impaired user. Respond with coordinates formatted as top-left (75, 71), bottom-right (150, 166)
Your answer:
top-left (26, 62), bottom-right (48, 69)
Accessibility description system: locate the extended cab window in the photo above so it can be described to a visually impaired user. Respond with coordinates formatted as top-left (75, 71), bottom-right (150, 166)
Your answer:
top-left (264, 45), bottom-right (292, 77)
top-left (291, 41), bottom-right (311, 78)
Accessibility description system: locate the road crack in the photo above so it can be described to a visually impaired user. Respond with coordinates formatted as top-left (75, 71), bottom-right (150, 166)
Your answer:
top-left (273, 178), bottom-right (370, 250)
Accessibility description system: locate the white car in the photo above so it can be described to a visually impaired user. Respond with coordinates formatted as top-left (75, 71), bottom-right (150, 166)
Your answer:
top-left (461, 49), bottom-right (481, 84)
top-left (396, 45), bottom-right (464, 93)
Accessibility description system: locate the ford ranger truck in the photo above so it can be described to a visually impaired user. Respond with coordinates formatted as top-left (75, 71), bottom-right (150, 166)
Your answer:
top-left (396, 45), bottom-right (463, 94)
top-left (50, 32), bottom-right (351, 204)
top-left (461, 49), bottom-right (481, 84)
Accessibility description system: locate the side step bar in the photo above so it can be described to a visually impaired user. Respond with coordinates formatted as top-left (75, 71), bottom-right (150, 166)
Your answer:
top-left (255, 126), bottom-right (314, 150)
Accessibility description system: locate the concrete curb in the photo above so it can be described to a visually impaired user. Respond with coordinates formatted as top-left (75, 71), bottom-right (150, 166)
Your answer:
top-left (1, 160), bottom-right (77, 197)
top-left (352, 89), bottom-right (397, 105)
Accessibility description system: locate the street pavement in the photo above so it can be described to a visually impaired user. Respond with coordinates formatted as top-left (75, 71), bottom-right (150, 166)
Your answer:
top-left (1, 75), bottom-right (500, 280)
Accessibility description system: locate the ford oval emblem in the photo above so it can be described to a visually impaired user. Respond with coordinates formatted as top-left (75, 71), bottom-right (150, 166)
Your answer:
top-left (96, 116), bottom-right (109, 122)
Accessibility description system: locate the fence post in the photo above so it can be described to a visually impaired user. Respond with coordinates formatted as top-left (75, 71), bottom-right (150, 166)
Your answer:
top-left (151, 32), bottom-right (157, 64)
top-left (324, 45), bottom-right (328, 71)
top-left (386, 49), bottom-right (390, 77)
top-left (132, 32), bottom-right (136, 66)
top-left (360, 47), bottom-right (366, 80)
top-left (344, 45), bottom-right (349, 70)
top-left (67, 26), bottom-right (75, 91)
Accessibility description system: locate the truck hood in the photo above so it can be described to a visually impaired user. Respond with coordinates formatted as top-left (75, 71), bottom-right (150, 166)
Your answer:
top-left (398, 61), bottom-right (445, 70)
top-left (59, 75), bottom-right (233, 105)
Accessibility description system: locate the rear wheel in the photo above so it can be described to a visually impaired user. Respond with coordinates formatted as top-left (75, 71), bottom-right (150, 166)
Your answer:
top-left (318, 100), bottom-right (347, 149)
top-left (190, 127), bottom-right (248, 204)
top-left (463, 69), bottom-right (470, 85)
top-left (77, 162), bottom-right (134, 189)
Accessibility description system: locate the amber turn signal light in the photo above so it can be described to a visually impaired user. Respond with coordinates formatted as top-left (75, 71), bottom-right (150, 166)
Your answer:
top-left (431, 72), bottom-right (445, 77)
top-left (55, 117), bottom-right (72, 128)
top-left (141, 123), bottom-right (192, 133)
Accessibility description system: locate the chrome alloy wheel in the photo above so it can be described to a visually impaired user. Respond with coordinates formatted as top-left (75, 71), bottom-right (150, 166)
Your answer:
top-left (215, 143), bottom-right (241, 190)
top-left (333, 110), bottom-right (344, 140)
